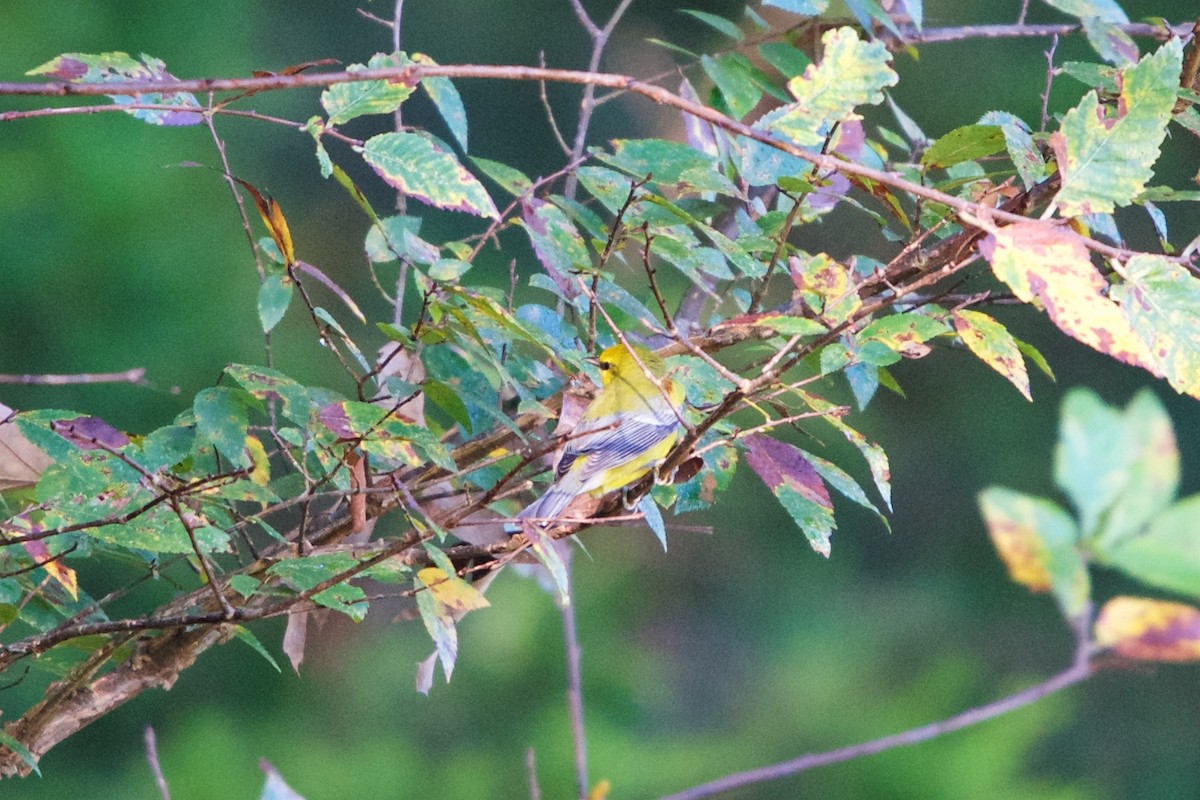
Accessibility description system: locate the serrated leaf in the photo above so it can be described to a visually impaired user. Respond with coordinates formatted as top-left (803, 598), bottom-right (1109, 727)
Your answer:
top-left (952, 309), bottom-right (1031, 400)
top-left (920, 124), bottom-right (1005, 169)
top-left (224, 365), bottom-right (311, 425)
top-left (1113, 254), bottom-right (1200, 398)
top-left (979, 111), bottom-right (1046, 190)
top-left (194, 387), bottom-right (252, 468)
top-left (28, 51), bottom-right (201, 126)
top-left (471, 157), bottom-right (532, 197)
top-left (257, 272), bottom-right (293, 333)
top-left (362, 132), bottom-right (499, 220)
top-left (412, 53), bottom-right (468, 151)
top-left (1094, 596), bottom-right (1200, 662)
top-left (1051, 39), bottom-right (1182, 216)
top-left (767, 27), bottom-right (898, 148)
top-left (978, 487), bottom-right (1089, 617)
top-left (743, 434), bottom-right (834, 556)
top-left (521, 197), bottom-right (589, 296)
top-left (980, 221), bottom-right (1158, 378)
top-left (320, 53), bottom-right (414, 125)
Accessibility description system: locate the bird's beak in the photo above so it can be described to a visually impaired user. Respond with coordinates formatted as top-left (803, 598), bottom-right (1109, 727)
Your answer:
top-left (584, 356), bottom-right (600, 366)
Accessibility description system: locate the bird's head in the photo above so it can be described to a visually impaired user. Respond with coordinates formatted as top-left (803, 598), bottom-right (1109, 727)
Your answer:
top-left (592, 343), bottom-right (664, 387)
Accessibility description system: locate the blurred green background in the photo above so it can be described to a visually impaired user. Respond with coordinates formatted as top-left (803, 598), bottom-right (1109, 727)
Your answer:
top-left (2, 1), bottom-right (1199, 797)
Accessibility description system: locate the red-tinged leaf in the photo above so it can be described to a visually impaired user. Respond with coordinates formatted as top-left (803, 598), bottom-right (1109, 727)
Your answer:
top-left (952, 309), bottom-right (1032, 400)
top-left (743, 434), bottom-right (834, 556)
top-left (981, 221), bottom-right (1158, 378)
top-left (294, 260), bottom-right (365, 323)
top-left (282, 611), bottom-right (307, 674)
top-left (21, 538), bottom-right (78, 601)
top-left (978, 487), bottom-right (1089, 617)
top-left (1095, 596), bottom-right (1200, 662)
top-left (28, 52), bottom-right (202, 126)
top-left (362, 132), bottom-right (499, 220)
top-left (233, 178), bottom-right (296, 267)
top-left (49, 416), bottom-right (129, 450)
top-left (520, 197), bottom-right (587, 300)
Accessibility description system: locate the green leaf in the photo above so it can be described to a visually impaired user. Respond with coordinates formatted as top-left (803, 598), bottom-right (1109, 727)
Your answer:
top-left (362, 132), bottom-right (499, 220)
top-left (637, 495), bottom-right (668, 551)
top-left (603, 138), bottom-right (714, 185)
top-left (257, 272), bottom-right (293, 333)
top-left (799, 389), bottom-right (891, 510)
top-left (920, 124), bottom-right (1005, 169)
top-left (1042, 0), bottom-right (1129, 24)
top-left (1113, 254), bottom-right (1200, 398)
top-left (320, 52), bottom-right (414, 125)
top-left (471, 156), bottom-right (533, 197)
top-left (857, 312), bottom-right (949, 365)
top-left (767, 27), bottom-right (897, 149)
top-left (0, 729), bottom-right (40, 776)
top-left (28, 52), bottom-right (201, 127)
top-left (1054, 388), bottom-right (1178, 547)
top-left (743, 434), bottom-right (835, 556)
top-left (979, 487), bottom-right (1090, 618)
top-left (803, 448), bottom-right (890, 529)
top-left (224, 364), bottom-right (311, 425)
top-left (423, 379), bottom-right (472, 432)
top-left (412, 53), bottom-right (468, 151)
top-left (680, 9), bottom-right (743, 40)
top-left (520, 197), bottom-right (590, 287)
top-left (193, 387), bottom-right (252, 467)
top-left (979, 111), bottom-right (1046, 190)
top-left (1051, 39), bottom-right (1182, 216)
top-left (701, 53), bottom-right (764, 120)
top-left (233, 625), bottom-right (282, 672)
top-left (952, 309), bottom-right (1031, 400)
top-left (757, 43), bottom-right (813, 79)
top-left (1101, 496), bottom-right (1200, 601)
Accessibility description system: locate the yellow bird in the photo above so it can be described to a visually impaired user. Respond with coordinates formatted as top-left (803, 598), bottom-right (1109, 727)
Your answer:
top-left (515, 342), bottom-right (686, 528)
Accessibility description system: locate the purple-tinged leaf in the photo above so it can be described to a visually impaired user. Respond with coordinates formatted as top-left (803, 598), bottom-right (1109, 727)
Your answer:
top-left (29, 52), bottom-right (202, 126)
top-left (362, 132), bottom-right (499, 219)
top-left (744, 434), bottom-right (834, 556)
top-left (520, 197), bottom-right (587, 299)
top-left (295, 260), bottom-right (365, 323)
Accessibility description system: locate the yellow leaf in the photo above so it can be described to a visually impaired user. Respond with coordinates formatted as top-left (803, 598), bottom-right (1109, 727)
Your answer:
top-left (43, 559), bottom-right (78, 601)
top-left (417, 567), bottom-right (490, 615)
top-left (588, 779), bottom-right (612, 800)
top-left (245, 434), bottom-right (270, 486)
top-left (1095, 596), bottom-right (1200, 662)
top-left (982, 221), bottom-right (1158, 378)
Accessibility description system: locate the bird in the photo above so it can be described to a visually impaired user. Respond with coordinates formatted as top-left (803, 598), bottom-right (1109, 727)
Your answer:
top-left (513, 342), bottom-right (686, 530)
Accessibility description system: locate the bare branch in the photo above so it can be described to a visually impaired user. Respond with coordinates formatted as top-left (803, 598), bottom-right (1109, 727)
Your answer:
top-left (0, 368), bottom-right (146, 386)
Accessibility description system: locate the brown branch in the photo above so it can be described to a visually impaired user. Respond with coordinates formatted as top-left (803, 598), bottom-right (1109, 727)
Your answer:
top-left (659, 606), bottom-right (1097, 800)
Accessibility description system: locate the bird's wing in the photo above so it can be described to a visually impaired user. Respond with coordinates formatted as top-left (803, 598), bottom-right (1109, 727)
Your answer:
top-left (556, 409), bottom-right (678, 484)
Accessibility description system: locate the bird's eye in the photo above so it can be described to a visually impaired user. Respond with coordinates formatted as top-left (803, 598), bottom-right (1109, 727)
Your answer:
top-left (598, 360), bottom-right (612, 370)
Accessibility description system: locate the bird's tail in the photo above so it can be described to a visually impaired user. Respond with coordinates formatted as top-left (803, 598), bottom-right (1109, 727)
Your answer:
top-left (505, 486), bottom-right (578, 534)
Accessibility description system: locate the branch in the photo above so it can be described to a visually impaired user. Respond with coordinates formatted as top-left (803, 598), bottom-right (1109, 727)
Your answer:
top-left (0, 368), bottom-right (145, 386)
top-left (659, 609), bottom-right (1097, 800)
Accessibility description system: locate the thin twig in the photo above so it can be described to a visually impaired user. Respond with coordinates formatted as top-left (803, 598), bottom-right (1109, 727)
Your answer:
top-left (539, 51), bottom-right (572, 156)
top-left (660, 612), bottom-right (1096, 800)
top-left (526, 747), bottom-right (543, 800)
top-left (144, 727), bottom-right (171, 800)
top-left (0, 368), bottom-right (145, 386)
top-left (559, 566), bottom-right (589, 800)
top-left (562, 0), bottom-right (638, 200)
top-left (1040, 35), bottom-right (1060, 133)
